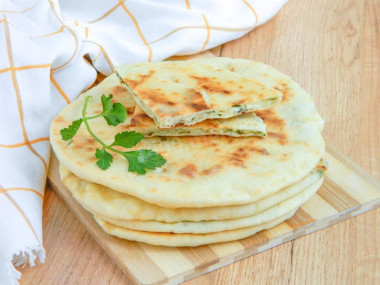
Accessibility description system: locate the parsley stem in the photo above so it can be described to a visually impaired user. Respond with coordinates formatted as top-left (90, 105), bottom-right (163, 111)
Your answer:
top-left (85, 113), bottom-right (104, 120)
top-left (82, 96), bottom-right (108, 149)
top-left (107, 147), bottom-right (126, 156)
top-left (81, 96), bottom-right (130, 156)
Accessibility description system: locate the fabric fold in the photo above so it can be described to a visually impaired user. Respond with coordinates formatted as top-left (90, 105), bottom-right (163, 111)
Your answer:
top-left (0, 0), bottom-right (287, 283)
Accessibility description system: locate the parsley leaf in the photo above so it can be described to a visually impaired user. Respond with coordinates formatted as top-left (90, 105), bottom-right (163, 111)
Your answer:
top-left (111, 131), bottom-right (144, 148)
top-left (100, 94), bottom-right (113, 113)
top-left (95, 148), bottom-right (113, 170)
top-left (60, 118), bottom-right (83, 145)
top-left (60, 95), bottom-right (167, 175)
top-left (101, 94), bottom-right (126, 126)
top-left (122, 149), bottom-right (166, 175)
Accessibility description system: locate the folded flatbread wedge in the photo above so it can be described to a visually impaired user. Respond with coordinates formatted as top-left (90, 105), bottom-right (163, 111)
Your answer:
top-left (114, 61), bottom-right (282, 128)
top-left (78, 73), bottom-right (268, 137)
top-left (129, 105), bottom-right (267, 137)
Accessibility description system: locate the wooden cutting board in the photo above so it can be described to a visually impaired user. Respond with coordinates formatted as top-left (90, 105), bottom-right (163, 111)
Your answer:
top-left (48, 142), bottom-right (380, 285)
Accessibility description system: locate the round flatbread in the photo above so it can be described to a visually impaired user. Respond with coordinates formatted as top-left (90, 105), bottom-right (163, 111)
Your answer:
top-left (51, 58), bottom-right (324, 208)
top-left (95, 177), bottom-right (322, 233)
top-left (94, 210), bottom-right (296, 247)
top-left (60, 163), bottom-right (324, 222)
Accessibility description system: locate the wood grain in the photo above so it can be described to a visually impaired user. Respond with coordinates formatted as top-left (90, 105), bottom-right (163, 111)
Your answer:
top-left (20, 0), bottom-right (380, 284)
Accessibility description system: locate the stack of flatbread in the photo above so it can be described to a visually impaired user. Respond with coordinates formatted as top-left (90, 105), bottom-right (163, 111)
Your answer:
top-left (50, 58), bottom-right (326, 247)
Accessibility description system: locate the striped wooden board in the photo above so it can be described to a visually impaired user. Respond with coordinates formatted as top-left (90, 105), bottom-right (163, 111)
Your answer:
top-left (48, 143), bottom-right (380, 285)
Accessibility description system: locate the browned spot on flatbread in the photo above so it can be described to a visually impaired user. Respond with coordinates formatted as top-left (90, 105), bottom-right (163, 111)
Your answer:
top-left (85, 146), bottom-right (95, 152)
top-left (224, 136), bottom-right (235, 144)
top-left (129, 112), bottom-right (152, 127)
top-left (280, 153), bottom-right (289, 161)
top-left (232, 147), bottom-right (249, 160)
top-left (201, 164), bottom-right (223, 176)
top-left (188, 103), bottom-right (208, 111)
top-left (193, 136), bottom-right (219, 148)
top-left (252, 147), bottom-right (270, 155)
top-left (185, 90), bottom-right (209, 112)
top-left (126, 106), bottom-right (135, 115)
top-left (124, 70), bottom-right (155, 89)
top-left (232, 99), bottom-right (246, 106)
top-left (229, 145), bottom-right (270, 168)
top-left (267, 132), bottom-right (288, 145)
top-left (198, 119), bottom-right (220, 129)
top-left (111, 85), bottom-right (127, 95)
top-left (134, 112), bottom-right (151, 120)
top-left (124, 79), bottom-right (139, 88)
top-left (72, 143), bottom-right (83, 150)
top-left (274, 80), bottom-right (293, 103)
top-left (130, 118), bottom-right (139, 126)
top-left (88, 155), bottom-right (97, 163)
top-left (191, 75), bottom-right (232, 95)
top-left (178, 163), bottom-right (198, 178)
top-left (111, 97), bottom-right (120, 104)
top-left (256, 109), bottom-right (285, 129)
top-left (86, 138), bottom-right (96, 144)
top-left (54, 116), bottom-right (65, 124)
top-left (138, 90), bottom-right (176, 109)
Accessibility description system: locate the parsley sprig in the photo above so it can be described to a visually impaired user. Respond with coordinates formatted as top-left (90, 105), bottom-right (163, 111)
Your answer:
top-left (60, 94), bottom-right (166, 175)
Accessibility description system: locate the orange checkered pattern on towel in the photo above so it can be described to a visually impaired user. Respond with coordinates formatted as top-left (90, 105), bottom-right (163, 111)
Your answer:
top-left (0, 0), bottom-right (287, 283)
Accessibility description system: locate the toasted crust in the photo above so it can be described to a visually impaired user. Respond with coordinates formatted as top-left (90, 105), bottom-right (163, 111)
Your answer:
top-left (114, 61), bottom-right (282, 128)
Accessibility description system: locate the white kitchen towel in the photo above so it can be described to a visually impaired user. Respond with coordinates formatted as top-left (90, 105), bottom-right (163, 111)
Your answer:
top-left (0, 0), bottom-right (287, 283)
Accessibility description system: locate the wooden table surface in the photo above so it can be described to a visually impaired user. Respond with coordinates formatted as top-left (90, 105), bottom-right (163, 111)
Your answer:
top-left (20, 0), bottom-right (379, 284)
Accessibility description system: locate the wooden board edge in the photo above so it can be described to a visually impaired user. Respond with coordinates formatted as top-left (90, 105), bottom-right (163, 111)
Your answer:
top-left (182, 198), bottom-right (380, 284)
top-left (325, 142), bottom-right (380, 190)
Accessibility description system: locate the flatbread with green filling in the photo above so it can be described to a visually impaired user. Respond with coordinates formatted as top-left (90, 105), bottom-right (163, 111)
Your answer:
top-left (86, 73), bottom-right (267, 137)
top-left (114, 61), bottom-right (282, 128)
top-left (129, 105), bottom-right (267, 137)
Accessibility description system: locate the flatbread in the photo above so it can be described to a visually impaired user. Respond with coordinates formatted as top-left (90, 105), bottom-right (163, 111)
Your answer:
top-left (129, 105), bottom-right (267, 137)
top-left (88, 74), bottom-right (267, 137)
top-left (60, 164), bottom-right (324, 222)
top-left (94, 177), bottom-right (322, 234)
top-left (94, 210), bottom-right (296, 247)
top-left (114, 61), bottom-right (282, 128)
top-left (51, 58), bottom-right (325, 208)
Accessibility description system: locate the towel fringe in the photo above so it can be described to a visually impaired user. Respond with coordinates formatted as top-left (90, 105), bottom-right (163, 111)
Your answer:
top-left (7, 244), bottom-right (45, 285)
